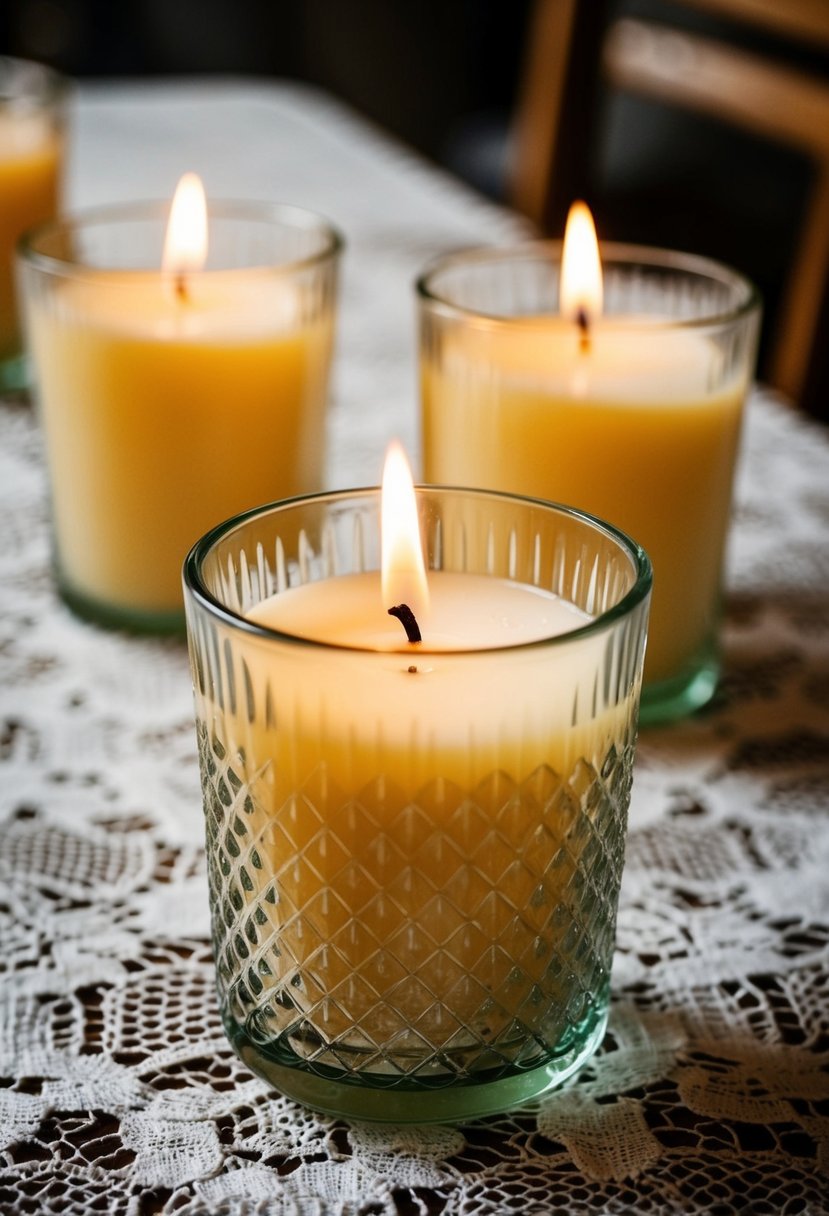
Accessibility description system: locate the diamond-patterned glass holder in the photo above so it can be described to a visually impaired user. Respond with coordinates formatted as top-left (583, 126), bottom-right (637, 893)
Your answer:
top-left (183, 486), bottom-right (651, 1122)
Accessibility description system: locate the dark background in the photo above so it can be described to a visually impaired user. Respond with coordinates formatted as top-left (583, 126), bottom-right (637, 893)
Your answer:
top-left (0, 0), bottom-right (531, 185)
top-left (3, 0), bottom-right (827, 421)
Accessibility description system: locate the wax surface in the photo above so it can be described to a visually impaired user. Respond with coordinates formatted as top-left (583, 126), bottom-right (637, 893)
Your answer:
top-left (422, 323), bottom-right (746, 684)
top-left (29, 275), bottom-right (334, 615)
top-left (240, 569), bottom-right (616, 794)
top-left (0, 112), bottom-right (61, 359)
top-left (248, 569), bottom-right (590, 651)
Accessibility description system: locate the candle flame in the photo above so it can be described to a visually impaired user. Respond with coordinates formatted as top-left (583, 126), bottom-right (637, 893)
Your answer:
top-left (162, 172), bottom-right (208, 281)
top-left (561, 200), bottom-right (603, 326)
top-left (381, 441), bottom-right (430, 627)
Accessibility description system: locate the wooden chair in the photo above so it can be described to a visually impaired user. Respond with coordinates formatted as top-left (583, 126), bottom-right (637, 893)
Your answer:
top-left (509, 0), bottom-right (829, 417)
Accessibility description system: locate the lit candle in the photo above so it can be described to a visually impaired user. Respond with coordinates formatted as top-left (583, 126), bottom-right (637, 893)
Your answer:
top-left (419, 204), bottom-right (760, 721)
top-left (243, 445), bottom-right (603, 793)
top-left (255, 441), bottom-right (585, 653)
top-left (19, 174), bottom-right (341, 630)
top-left (184, 450), bottom-right (651, 1120)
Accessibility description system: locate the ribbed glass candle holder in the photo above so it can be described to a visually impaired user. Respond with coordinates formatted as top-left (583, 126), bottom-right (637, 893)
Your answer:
top-left (18, 200), bottom-right (342, 632)
top-left (418, 243), bottom-right (760, 723)
top-left (184, 486), bottom-right (651, 1122)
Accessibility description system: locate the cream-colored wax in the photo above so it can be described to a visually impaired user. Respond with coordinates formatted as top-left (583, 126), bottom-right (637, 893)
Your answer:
top-left (256, 568), bottom-right (589, 650)
top-left (243, 571), bottom-right (607, 790)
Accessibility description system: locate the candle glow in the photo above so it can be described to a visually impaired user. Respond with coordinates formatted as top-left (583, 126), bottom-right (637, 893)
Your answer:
top-left (560, 200), bottom-right (603, 326)
top-left (381, 440), bottom-right (430, 627)
top-left (162, 171), bottom-right (208, 290)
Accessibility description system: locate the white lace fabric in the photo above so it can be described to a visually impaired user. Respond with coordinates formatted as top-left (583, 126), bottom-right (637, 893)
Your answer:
top-left (1, 82), bottom-right (828, 1216)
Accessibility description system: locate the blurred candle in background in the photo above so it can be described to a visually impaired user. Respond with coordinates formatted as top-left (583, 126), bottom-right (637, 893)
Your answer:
top-left (0, 56), bottom-right (65, 390)
top-left (418, 203), bottom-right (761, 724)
top-left (18, 174), bottom-right (342, 633)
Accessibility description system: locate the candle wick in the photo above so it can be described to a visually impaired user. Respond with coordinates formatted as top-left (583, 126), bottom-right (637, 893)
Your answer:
top-left (576, 306), bottom-right (591, 353)
top-left (175, 272), bottom-right (189, 303)
top-left (388, 603), bottom-right (422, 644)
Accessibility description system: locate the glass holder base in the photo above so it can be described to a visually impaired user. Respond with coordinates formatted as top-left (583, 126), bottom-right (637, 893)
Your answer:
top-left (0, 351), bottom-right (29, 393)
top-left (232, 1006), bottom-right (609, 1124)
top-left (57, 569), bottom-right (185, 636)
top-left (639, 645), bottom-right (720, 726)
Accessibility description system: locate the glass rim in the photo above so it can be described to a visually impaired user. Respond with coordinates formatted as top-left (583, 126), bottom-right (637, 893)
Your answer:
top-left (0, 55), bottom-right (68, 109)
top-left (415, 239), bottom-right (761, 332)
top-left (183, 484), bottom-right (653, 656)
top-left (17, 198), bottom-right (344, 281)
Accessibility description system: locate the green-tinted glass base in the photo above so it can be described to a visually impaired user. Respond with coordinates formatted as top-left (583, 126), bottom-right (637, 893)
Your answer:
top-left (639, 643), bottom-right (719, 726)
top-left (58, 572), bottom-right (185, 636)
top-left (228, 1002), bottom-right (609, 1124)
top-left (0, 350), bottom-right (29, 393)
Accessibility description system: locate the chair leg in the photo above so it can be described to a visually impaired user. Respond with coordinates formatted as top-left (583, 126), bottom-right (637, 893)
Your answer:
top-left (770, 164), bottom-right (829, 406)
top-left (510, 0), bottom-right (613, 230)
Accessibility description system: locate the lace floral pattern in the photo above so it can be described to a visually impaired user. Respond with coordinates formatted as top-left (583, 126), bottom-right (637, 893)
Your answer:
top-left (1, 83), bottom-right (828, 1215)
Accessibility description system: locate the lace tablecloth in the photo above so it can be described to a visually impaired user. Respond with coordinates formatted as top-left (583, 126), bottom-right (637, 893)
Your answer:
top-left (1, 82), bottom-right (828, 1216)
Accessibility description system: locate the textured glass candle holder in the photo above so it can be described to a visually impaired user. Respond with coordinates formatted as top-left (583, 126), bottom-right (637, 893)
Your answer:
top-left (418, 244), bottom-right (761, 724)
top-left (183, 486), bottom-right (651, 1122)
top-left (0, 56), bottom-right (66, 390)
top-left (17, 201), bottom-right (342, 633)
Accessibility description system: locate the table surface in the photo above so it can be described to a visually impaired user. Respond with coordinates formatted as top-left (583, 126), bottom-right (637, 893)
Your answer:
top-left (1, 79), bottom-right (828, 1216)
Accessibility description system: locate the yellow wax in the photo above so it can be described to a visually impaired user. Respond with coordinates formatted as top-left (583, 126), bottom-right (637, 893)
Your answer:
top-left (243, 571), bottom-right (607, 791)
top-left (196, 573), bottom-right (635, 1041)
top-left (258, 568), bottom-right (589, 651)
top-left (422, 323), bottom-right (746, 685)
top-left (28, 274), bottom-right (334, 616)
top-left (0, 112), bottom-right (61, 359)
